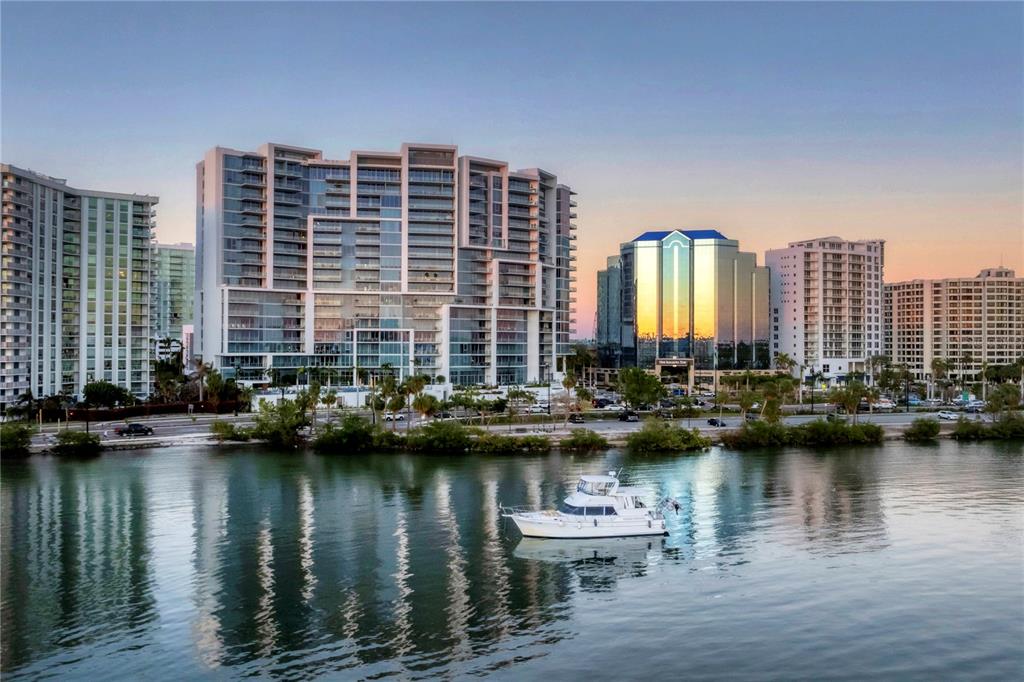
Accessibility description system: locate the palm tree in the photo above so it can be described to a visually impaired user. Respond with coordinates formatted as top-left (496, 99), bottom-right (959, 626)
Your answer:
top-left (774, 352), bottom-right (796, 376)
top-left (505, 387), bottom-right (533, 432)
top-left (738, 390), bottom-right (757, 420)
top-left (758, 381), bottom-right (778, 418)
top-left (929, 357), bottom-right (949, 401)
top-left (959, 352), bottom-right (974, 392)
top-left (412, 393), bottom-right (438, 421)
top-left (867, 354), bottom-right (890, 387)
top-left (192, 358), bottom-right (211, 403)
top-left (807, 369), bottom-right (825, 413)
top-left (865, 386), bottom-right (881, 415)
top-left (322, 389), bottom-right (337, 423)
top-left (561, 371), bottom-right (578, 425)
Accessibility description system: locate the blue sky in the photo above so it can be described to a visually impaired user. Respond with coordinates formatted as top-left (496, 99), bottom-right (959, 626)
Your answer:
top-left (3, 1), bottom-right (1021, 334)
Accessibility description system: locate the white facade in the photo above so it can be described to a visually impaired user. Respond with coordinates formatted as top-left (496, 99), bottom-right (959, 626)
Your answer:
top-left (195, 143), bottom-right (576, 387)
top-left (884, 267), bottom-right (1024, 381)
top-left (1, 165), bottom-right (158, 409)
top-left (766, 236), bottom-right (885, 383)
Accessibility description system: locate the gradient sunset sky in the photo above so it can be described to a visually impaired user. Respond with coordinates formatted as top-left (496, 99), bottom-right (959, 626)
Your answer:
top-left (3, 2), bottom-right (1021, 337)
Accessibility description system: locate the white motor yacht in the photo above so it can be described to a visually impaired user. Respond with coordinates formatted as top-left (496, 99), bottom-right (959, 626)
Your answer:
top-left (503, 472), bottom-right (668, 539)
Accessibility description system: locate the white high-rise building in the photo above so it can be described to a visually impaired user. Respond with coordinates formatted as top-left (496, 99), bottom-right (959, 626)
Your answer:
top-left (884, 267), bottom-right (1024, 381)
top-left (765, 236), bottom-right (885, 383)
top-left (195, 142), bottom-right (576, 387)
top-left (1, 164), bottom-right (157, 409)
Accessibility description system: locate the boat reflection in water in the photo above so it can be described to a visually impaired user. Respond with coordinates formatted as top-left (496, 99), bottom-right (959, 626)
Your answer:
top-left (513, 537), bottom-right (667, 591)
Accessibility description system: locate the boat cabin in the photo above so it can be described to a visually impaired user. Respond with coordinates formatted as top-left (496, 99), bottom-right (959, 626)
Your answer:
top-left (560, 475), bottom-right (652, 516)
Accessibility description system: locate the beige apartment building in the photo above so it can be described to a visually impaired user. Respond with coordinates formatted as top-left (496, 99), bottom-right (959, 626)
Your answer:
top-left (884, 267), bottom-right (1024, 381)
top-left (765, 236), bottom-right (885, 384)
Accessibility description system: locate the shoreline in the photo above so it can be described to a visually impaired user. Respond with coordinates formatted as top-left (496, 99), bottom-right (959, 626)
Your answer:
top-left (21, 419), bottom-right (994, 456)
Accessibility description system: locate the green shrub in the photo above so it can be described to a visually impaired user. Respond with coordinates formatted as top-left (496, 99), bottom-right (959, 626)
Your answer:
top-left (52, 430), bottom-right (102, 457)
top-left (721, 419), bottom-right (884, 450)
top-left (989, 412), bottom-right (1024, 439)
top-left (1, 422), bottom-right (34, 459)
top-left (250, 399), bottom-right (309, 449)
top-left (952, 417), bottom-right (988, 441)
top-left (372, 427), bottom-right (406, 451)
top-left (312, 414), bottom-right (375, 453)
top-left (472, 432), bottom-right (551, 455)
top-left (720, 421), bottom-right (793, 449)
top-left (626, 419), bottom-right (710, 454)
top-left (559, 428), bottom-right (610, 452)
top-left (210, 419), bottom-right (251, 442)
top-left (904, 418), bottom-right (940, 442)
top-left (406, 420), bottom-right (473, 453)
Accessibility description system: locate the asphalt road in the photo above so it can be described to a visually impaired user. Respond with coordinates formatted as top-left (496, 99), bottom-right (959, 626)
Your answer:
top-left (27, 407), bottom-right (983, 449)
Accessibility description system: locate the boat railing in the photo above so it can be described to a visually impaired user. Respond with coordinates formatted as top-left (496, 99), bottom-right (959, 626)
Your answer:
top-left (500, 504), bottom-right (544, 517)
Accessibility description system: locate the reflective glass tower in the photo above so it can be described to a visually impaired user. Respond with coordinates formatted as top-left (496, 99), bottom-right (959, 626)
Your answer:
top-left (618, 230), bottom-right (769, 370)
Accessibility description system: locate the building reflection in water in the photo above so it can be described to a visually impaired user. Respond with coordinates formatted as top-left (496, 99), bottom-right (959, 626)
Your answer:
top-left (1, 459), bottom-right (156, 673)
top-left (2, 446), bottom-right (900, 677)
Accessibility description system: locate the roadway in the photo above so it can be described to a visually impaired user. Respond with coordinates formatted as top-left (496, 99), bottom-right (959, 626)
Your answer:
top-left (27, 407), bottom-right (975, 449)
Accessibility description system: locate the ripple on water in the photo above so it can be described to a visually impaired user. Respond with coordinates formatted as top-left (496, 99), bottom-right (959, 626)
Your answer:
top-left (1, 440), bottom-right (1021, 680)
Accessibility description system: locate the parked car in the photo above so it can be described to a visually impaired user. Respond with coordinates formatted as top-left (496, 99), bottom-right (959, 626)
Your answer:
top-left (707, 418), bottom-right (726, 427)
top-left (383, 412), bottom-right (405, 422)
top-left (114, 423), bottom-right (153, 437)
top-left (923, 399), bottom-right (943, 408)
top-left (602, 403), bottom-right (625, 411)
top-left (594, 398), bottom-right (611, 408)
top-left (568, 413), bottom-right (586, 424)
top-left (527, 404), bottom-right (549, 415)
top-left (965, 401), bottom-right (986, 414)
top-left (433, 412), bottom-right (455, 420)
top-left (937, 410), bottom-right (959, 421)
top-left (618, 411), bottom-right (640, 422)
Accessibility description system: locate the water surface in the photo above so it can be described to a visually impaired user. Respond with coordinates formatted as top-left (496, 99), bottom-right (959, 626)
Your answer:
top-left (2, 441), bottom-right (1022, 680)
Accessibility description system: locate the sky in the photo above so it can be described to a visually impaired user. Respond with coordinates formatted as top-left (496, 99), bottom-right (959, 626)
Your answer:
top-left (3, 1), bottom-right (1021, 338)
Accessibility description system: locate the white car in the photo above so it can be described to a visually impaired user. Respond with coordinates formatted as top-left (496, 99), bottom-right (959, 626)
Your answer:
top-left (937, 410), bottom-right (958, 421)
top-left (383, 412), bottom-right (405, 421)
top-left (602, 403), bottom-right (625, 411)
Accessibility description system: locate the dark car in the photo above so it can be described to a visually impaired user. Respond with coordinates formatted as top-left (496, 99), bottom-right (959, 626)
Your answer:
top-left (594, 398), bottom-right (611, 408)
top-left (114, 423), bottom-right (153, 437)
top-left (826, 412), bottom-right (846, 423)
top-left (618, 411), bottom-right (640, 422)
top-left (744, 413), bottom-right (759, 422)
top-left (568, 413), bottom-right (585, 424)
top-left (707, 418), bottom-right (725, 427)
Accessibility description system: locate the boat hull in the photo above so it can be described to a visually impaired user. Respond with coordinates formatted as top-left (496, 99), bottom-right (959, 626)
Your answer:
top-left (509, 513), bottom-right (667, 539)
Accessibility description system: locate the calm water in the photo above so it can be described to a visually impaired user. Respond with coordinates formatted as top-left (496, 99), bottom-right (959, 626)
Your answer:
top-left (2, 442), bottom-right (1022, 680)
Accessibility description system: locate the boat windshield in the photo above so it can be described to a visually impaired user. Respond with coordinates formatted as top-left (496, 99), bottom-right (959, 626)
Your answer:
top-left (577, 480), bottom-right (615, 495)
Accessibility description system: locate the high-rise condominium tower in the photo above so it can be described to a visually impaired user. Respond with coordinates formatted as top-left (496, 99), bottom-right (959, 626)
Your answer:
top-left (884, 267), bottom-right (1023, 381)
top-left (765, 236), bottom-right (885, 383)
top-left (595, 255), bottom-right (622, 365)
top-left (616, 229), bottom-right (770, 370)
top-left (152, 242), bottom-right (195, 343)
top-left (195, 143), bottom-right (576, 386)
top-left (1, 164), bottom-right (157, 409)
